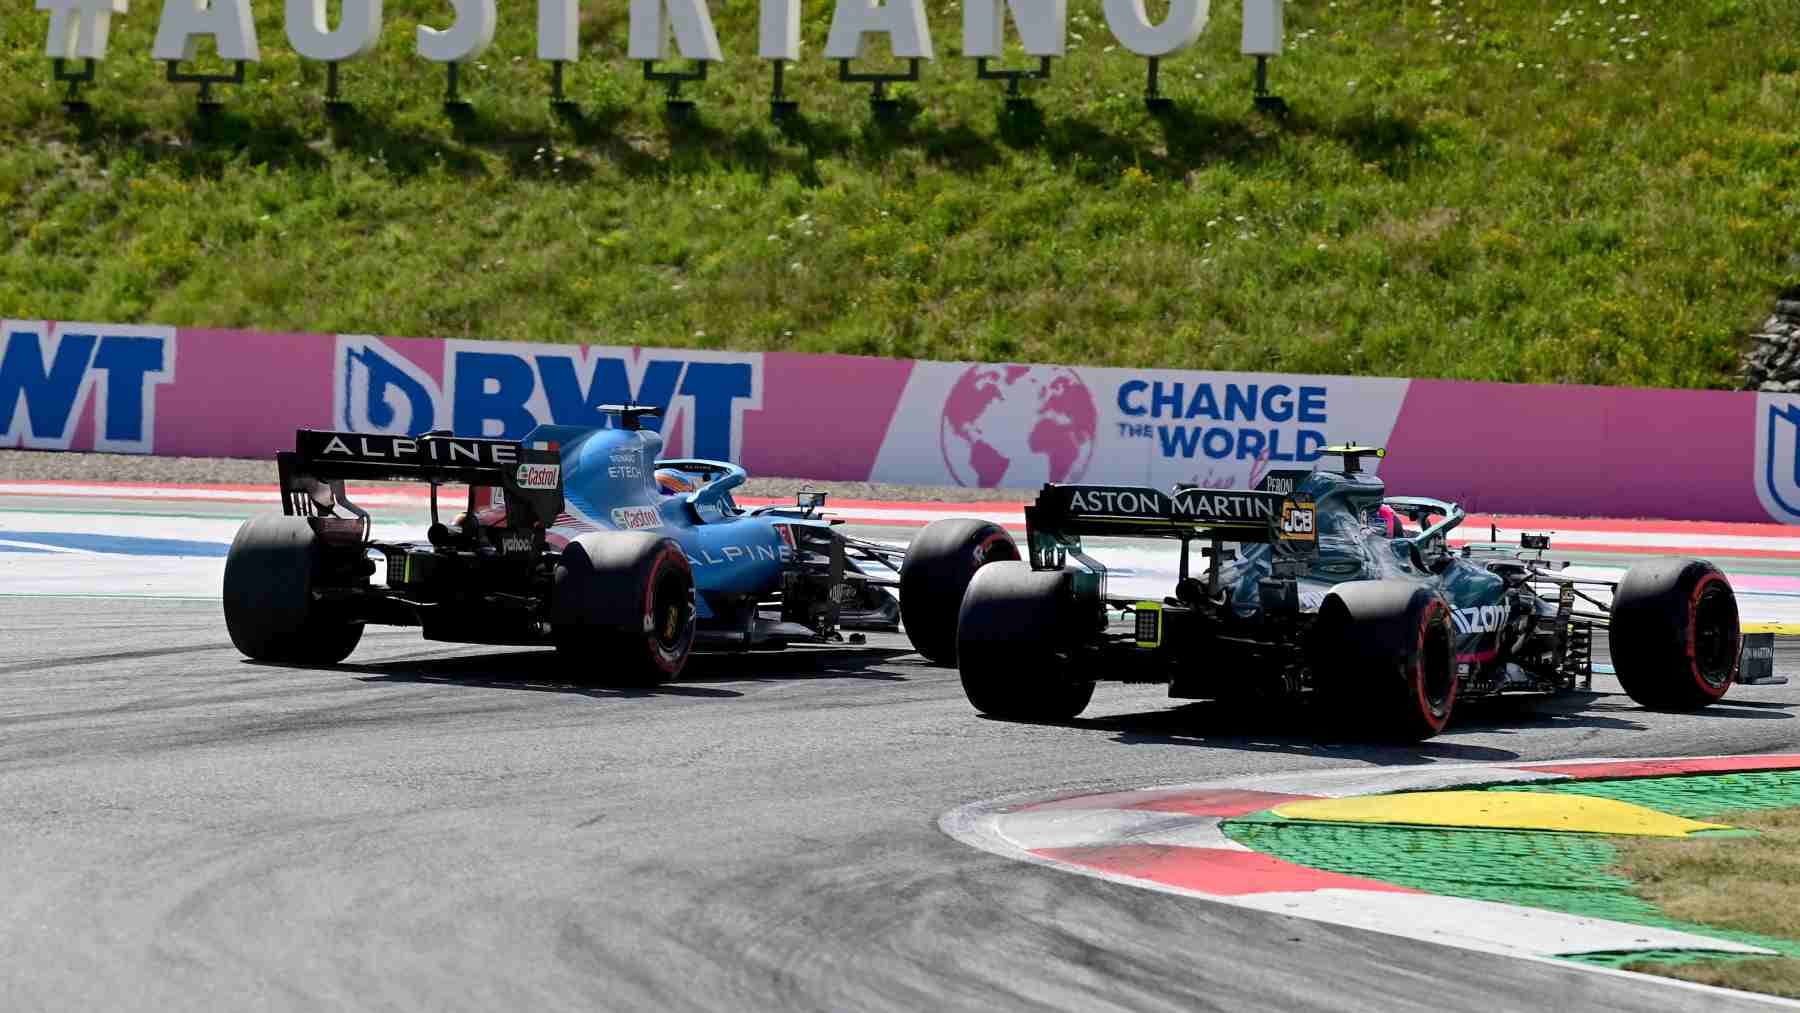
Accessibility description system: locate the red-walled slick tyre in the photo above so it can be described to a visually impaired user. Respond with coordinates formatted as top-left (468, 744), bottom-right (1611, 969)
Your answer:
top-left (1312, 581), bottom-right (1458, 742)
top-left (900, 518), bottom-right (1021, 666)
top-left (222, 514), bottom-right (365, 665)
top-left (552, 532), bottom-right (696, 687)
top-left (1611, 558), bottom-right (1739, 712)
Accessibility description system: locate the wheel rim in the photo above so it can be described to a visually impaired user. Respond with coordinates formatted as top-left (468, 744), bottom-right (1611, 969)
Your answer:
top-left (650, 565), bottom-right (692, 656)
top-left (972, 531), bottom-right (1018, 566)
top-left (1420, 610), bottom-right (1455, 714)
top-left (1692, 579), bottom-right (1737, 691)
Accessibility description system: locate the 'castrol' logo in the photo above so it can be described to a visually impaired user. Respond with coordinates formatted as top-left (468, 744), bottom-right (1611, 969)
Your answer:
top-left (611, 505), bottom-right (664, 530)
top-left (515, 463), bottom-right (560, 490)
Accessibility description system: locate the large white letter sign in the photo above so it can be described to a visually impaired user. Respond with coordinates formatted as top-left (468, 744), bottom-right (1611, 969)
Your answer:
top-left (285, 0), bottom-right (381, 62)
top-left (538, 0), bottom-right (577, 61)
top-left (758, 0), bottom-right (800, 61)
top-left (1102, 0), bottom-right (1206, 57)
top-left (417, 0), bottom-right (495, 62)
top-left (628, 0), bottom-right (723, 62)
top-left (1241, 0), bottom-right (1282, 55)
top-left (151, 0), bottom-right (260, 61)
top-left (824, 0), bottom-right (934, 60)
top-left (38, 0), bottom-right (128, 61)
top-left (963, 0), bottom-right (1065, 59)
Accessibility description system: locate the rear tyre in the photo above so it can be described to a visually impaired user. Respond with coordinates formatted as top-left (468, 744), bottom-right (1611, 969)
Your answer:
top-left (956, 562), bottom-right (1096, 721)
top-left (1611, 558), bottom-right (1739, 711)
top-left (899, 518), bottom-right (1020, 665)
top-left (1311, 581), bottom-right (1457, 742)
top-left (553, 533), bottom-right (696, 687)
top-left (222, 514), bottom-right (365, 664)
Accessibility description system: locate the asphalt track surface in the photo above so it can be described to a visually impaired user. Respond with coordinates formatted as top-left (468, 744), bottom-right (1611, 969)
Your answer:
top-left (6, 523), bottom-right (1800, 1009)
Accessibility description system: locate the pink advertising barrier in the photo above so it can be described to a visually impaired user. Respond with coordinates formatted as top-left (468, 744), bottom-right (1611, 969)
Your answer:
top-left (1381, 380), bottom-right (1762, 522)
top-left (0, 321), bottom-right (1785, 523)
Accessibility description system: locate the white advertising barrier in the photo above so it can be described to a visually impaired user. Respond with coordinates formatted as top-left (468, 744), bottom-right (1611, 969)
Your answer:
top-left (869, 361), bottom-right (1409, 491)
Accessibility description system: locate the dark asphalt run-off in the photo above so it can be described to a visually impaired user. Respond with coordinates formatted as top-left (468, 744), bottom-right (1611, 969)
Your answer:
top-left (4, 587), bottom-right (1800, 1010)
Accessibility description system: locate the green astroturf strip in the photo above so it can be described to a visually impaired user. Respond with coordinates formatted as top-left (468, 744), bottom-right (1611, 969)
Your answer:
top-left (1563, 949), bottom-right (1772, 970)
top-left (1484, 771), bottom-right (1800, 819)
top-left (1221, 770), bottom-right (1800, 964)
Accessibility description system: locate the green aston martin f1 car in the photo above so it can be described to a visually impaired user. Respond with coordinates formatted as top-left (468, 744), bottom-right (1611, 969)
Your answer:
top-left (954, 447), bottom-right (1748, 741)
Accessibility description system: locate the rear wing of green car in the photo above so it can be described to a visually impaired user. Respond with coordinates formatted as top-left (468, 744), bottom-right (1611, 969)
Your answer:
top-left (1026, 483), bottom-right (1319, 551)
top-left (1024, 483), bottom-right (1321, 603)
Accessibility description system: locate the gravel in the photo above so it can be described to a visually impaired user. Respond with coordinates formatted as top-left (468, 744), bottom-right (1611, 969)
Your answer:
top-left (0, 449), bottom-right (1029, 503)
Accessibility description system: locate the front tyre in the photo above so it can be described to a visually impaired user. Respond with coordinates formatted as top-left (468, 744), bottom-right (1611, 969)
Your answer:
top-left (552, 533), bottom-right (696, 687)
top-left (956, 562), bottom-right (1096, 721)
top-left (1611, 558), bottom-right (1739, 711)
top-left (899, 518), bottom-right (1020, 665)
top-left (222, 514), bottom-right (365, 664)
top-left (1311, 581), bottom-right (1458, 742)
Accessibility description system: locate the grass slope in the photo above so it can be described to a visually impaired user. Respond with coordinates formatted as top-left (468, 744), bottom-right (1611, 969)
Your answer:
top-left (2, 0), bottom-right (1797, 386)
top-left (1617, 807), bottom-right (1800, 998)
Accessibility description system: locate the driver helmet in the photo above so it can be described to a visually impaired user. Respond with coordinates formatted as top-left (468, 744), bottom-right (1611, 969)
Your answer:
top-left (1375, 503), bottom-right (1401, 538)
top-left (655, 468), bottom-right (697, 496)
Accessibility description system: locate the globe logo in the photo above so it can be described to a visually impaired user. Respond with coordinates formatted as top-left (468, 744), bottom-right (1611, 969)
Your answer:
top-left (939, 365), bottom-right (1099, 488)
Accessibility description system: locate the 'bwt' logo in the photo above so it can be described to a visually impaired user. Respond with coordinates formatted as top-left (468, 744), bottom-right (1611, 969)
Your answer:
top-left (1, 323), bottom-right (175, 453)
top-left (339, 337), bottom-right (439, 436)
top-left (1757, 399), bottom-right (1800, 523)
top-left (334, 336), bottom-right (762, 462)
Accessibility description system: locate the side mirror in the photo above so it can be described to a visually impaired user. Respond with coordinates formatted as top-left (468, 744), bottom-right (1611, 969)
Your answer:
top-left (1409, 539), bottom-right (1451, 574)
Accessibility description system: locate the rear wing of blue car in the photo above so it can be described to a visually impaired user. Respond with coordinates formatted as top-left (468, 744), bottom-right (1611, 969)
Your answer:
top-left (276, 429), bottom-right (563, 530)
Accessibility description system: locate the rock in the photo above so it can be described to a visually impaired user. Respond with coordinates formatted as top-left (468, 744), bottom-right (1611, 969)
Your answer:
top-left (1737, 294), bottom-right (1800, 390)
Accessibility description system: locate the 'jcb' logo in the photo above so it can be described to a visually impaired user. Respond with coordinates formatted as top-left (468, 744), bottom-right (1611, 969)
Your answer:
top-left (1279, 501), bottom-right (1316, 541)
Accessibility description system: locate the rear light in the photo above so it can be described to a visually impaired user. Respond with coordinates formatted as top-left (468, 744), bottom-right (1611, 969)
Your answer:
top-left (1134, 602), bottom-right (1163, 649)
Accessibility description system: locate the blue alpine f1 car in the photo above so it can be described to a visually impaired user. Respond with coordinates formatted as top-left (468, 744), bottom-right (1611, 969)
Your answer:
top-left (222, 406), bottom-right (1013, 684)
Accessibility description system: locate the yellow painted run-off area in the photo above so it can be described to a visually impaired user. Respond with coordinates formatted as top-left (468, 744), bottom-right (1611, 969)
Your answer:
top-left (1271, 791), bottom-right (1733, 838)
top-left (1743, 623), bottom-right (1800, 635)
